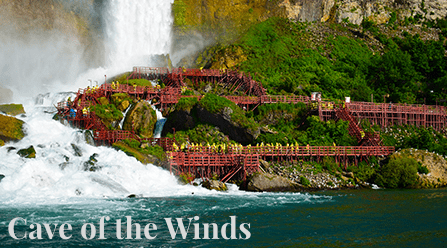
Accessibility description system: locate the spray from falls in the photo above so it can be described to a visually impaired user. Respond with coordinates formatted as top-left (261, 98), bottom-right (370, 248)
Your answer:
top-left (0, 0), bottom-right (217, 203)
top-left (105, 0), bottom-right (174, 71)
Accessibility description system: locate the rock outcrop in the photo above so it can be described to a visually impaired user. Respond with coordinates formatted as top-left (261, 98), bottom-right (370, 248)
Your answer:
top-left (123, 101), bottom-right (157, 138)
top-left (17, 146), bottom-right (36, 159)
top-left (242, 172), bottom-right (302, 192)
top-left (161, 109), bottom-right (196, 136)
top-left (196, 105), bottom-right (260, 144)
top-left (0, 114), bottom-right (25, 142)
top-left (202, 179), bottom-right (228, 191)
top-left (397, 148), bottom-right (447, 188)
top-left (0, 104), bottom-right (25, 116)
top-left (110, 93), bottom-right (131, 112)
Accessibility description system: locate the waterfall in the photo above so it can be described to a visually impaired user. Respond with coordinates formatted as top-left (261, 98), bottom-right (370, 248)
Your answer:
top-left (104, 0), bottom-right (174, 70)
top-left (151, 105), bottom-right (166, 138)
top-left (0, 0), bottom-right (212, 203)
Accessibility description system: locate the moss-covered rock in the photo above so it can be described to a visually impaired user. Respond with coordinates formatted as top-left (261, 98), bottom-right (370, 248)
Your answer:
top-left (0, 104), bottom-right (25, 116)
top-left (197, 93), bottom-right (260, 144)
top-left (162, 99), bottom-right (197, 136)
top-left (110, 93), bottom-right (131, 112)
top-left (202, 179), bottom-right (227, 191)
top-left (91, 103), bottom-right (123, 129)
top-left (98, 97), bottom-right (110, 106)
top-left (123, 101), bottom-right (157, 138)
top-left (0, 139), bottom-right (4, 146)
top-left (17, 146), bottom-right (36, 159)
top-left (112, 140), bottom-right (160, 165)
top-left (0, 114), bottom-right (25, 142)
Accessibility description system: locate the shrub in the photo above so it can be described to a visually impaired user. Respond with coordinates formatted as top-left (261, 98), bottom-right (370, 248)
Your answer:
top-left (375, 154), bottom-right (419, 188)
top-left (179, 172), bottom-right (194, 184)
top-left (300, 176), bottom-right (310, 186)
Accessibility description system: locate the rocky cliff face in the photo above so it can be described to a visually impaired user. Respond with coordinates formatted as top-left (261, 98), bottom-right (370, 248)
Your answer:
top-left (174, 0), bottom-right (447, 39)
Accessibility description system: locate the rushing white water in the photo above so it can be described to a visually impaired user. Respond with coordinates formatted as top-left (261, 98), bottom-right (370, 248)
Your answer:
top-left (104, 0), bottom-right (174, 70)
top-left (0, 95), bottom-right (220, 203)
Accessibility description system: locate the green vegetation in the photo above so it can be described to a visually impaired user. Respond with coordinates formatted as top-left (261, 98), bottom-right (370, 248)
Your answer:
top-left (207, 17), bottom-right (447, 105)
top-left (199, 93), bottom-right (260, 132)
top-left (176, 97), bottom-right (198, 111)
top-left (167, 124), bottom-right (233, 145)
top-left (300, 176), bottom-right (310, 187)
top-left (382, 125), bottom-right (447, 156)
top-left (347, 159), bottom-right (378, 183)
top-left (179, 172), bottom-right (194, 184)
top-left (91, 104), bottom-right (123, 125)
top-left (375, 154), bottom-right (420, 188)
top-left (125, 79), bottom-right (153, 87)
top-left (112, 139), bottom-right (166, 163)
top-left (0, 139), bottom-right (4, 146)
top-left (256, 115), bottom-right (356, 146)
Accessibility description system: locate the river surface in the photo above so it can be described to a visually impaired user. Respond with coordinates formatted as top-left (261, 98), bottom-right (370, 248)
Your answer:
top-left (1, 188), bottom-right (446, 247)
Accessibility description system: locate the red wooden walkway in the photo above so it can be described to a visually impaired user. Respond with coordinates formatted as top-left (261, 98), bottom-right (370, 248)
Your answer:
top-left (54, 66), bottom-right (447, 181)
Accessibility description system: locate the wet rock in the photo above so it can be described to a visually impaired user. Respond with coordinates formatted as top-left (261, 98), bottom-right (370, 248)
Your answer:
top-left (242, 172), bottom-right (302, 192)
top-left (75, 189), bottom-right (82, 195)
top-left (0, 114), bottom-right (25, 142)
top-left (84, 130), bottom-right (95, 146)
top-left (17, 146), bottom-right (36, 158)
top-left (111, 93), bottom-right (131, 112)
top-left (202, 179), bottom-right (227, 191)
top-left (162, 109), bottom-right (196, 136)
top-left (126, 194), bottom-right (142, 198)
top-left (59, 162), bottom-right (71, 170)
top-left (123, 101), bottom-right (157, 138)
top-left (204, 84), bottom-right (212, 93)
top-left (83, 153), bottom-right (101, 172)
top-left (0, 174), bottom-right (5, 182)
top-left (0, 104), bottom-right (25, 116)
top-left (6, 147), bottom-right (16, 152)
top-left (196, 105), bottom-right (260, 145)
top-left (259, 159), bottom-right (271, 171)
top-left (71, 143), bottom-right (82, 157)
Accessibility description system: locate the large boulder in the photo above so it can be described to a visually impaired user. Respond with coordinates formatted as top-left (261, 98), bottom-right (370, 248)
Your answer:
top-left (242, 172), bottom-right (302, 192)
top-left (202, 179), bottom-right (227, 191)
top-left (196, 94), bottom-right (260, 145)
top-left (0, 114), bottom-right (25, 142)
top-left (123, 101), bottom-right (157, 138)
top-left (196, 105), bottom-right (259, 144)
top-left (162, 109), bottom-right (196, 136)
top-left (0, 104), bottom-right (25, 116)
